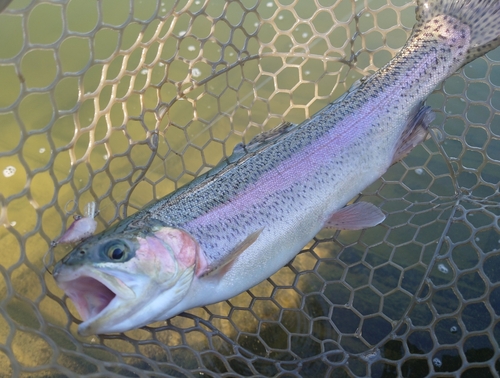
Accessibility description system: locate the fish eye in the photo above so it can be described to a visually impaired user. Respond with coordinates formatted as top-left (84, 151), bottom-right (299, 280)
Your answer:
top-left (110, 248), bottom-right (124, 260)
top-left (106, 242), bottom-right (128, 261)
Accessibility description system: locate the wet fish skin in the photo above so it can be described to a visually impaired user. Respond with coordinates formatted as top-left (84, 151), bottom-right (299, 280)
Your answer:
top-left (53, 0), bottom-right (500, 335)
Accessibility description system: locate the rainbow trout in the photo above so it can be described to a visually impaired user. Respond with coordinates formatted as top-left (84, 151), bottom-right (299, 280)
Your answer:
top-left (54, 0), bottom-right (500, 335)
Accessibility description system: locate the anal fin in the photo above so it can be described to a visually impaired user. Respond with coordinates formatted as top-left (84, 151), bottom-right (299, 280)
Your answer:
top-left (325, 202), bottom-right (385, 231)
top-left (392, 105), bottom-right (435, 165)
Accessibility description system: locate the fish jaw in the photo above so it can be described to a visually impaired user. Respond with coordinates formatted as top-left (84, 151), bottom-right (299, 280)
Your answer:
top-left (55, 264), bottom-right (196, 335)
top-left (54, 265), bottom-right (138, 333)
top-left (53, 227), bottom-right (200, 335)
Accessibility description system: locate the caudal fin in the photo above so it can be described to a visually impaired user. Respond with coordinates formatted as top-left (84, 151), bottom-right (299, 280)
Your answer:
top-left (416, 0), bottom-right (500, 63)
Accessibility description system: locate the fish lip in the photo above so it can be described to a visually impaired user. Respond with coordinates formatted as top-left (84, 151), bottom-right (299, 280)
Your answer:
top-left (54, 266), bottom-right (136, 333)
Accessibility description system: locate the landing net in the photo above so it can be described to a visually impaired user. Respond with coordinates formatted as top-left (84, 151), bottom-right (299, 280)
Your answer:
top-left (0, 0), bottom-right (499, 376)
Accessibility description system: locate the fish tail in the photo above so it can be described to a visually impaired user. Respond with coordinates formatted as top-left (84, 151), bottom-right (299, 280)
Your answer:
top-left (415, 0), bottom-right (500, 64)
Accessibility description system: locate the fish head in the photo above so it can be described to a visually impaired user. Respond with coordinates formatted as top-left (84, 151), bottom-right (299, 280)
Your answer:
top-left (53, 224), bottom-right (200, 336)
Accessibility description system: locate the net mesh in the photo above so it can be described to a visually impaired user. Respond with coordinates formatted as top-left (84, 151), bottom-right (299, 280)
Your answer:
top-left (1, 0), bottom-right (499, 376)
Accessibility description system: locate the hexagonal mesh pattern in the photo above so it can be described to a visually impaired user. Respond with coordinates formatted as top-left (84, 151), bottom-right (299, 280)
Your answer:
top-left (0, 0), bottom-right (499, 376)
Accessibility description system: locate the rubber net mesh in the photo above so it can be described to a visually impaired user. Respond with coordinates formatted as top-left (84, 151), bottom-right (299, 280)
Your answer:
top-left (1, 0), bottom-right (500, 376)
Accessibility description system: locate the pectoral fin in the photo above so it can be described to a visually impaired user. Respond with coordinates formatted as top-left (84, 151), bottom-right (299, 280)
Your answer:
top-left (198, 228), bottom-right (264, 278)
top-left (325, 202), bottom-right (385, 230)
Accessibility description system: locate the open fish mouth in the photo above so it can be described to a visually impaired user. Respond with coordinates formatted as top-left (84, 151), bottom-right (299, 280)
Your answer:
top-left (61, 276), bottom-right (117, 322)
top-left (54, 267), bottom-right (136, 326)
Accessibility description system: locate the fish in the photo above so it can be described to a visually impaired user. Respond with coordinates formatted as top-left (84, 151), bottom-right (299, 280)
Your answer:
top-left (53, 0), bottom-right (500, 336)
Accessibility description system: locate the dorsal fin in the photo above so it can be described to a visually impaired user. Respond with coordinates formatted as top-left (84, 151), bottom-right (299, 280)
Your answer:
top-left (135, 122), bottom-right (298, 214)
top-left (202, 122), bottom-right (299, 174)
top-left (232, 121), bottom-right (298, 156)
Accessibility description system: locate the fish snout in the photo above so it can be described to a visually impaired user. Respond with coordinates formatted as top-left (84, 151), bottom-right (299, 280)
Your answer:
top-left (57, 247), bottom-right (89, 269)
